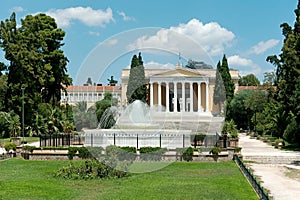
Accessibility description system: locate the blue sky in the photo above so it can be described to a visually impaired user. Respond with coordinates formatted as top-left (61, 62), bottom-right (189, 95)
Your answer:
top-left (0, 0), bottom-right (298, 85)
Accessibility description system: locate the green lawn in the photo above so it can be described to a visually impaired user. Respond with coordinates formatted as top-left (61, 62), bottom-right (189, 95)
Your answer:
top-left (0, 159), bottom-right (258, 200)
top-left (0, 137), bottom-right (39, 145)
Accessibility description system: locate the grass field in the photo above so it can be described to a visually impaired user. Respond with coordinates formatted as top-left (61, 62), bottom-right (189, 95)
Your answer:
top-left (0, 159), bottom-right (258, 200)
top-left (0, 137), bottom-right (40, 145)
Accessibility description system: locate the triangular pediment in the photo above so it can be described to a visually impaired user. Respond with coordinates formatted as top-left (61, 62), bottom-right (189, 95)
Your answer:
top-left (151, 68), bottom-right (205, 78)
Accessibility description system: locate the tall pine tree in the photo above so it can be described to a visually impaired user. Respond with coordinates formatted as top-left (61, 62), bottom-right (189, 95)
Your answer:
top-left (0, 13), bottom-right (71, 124)
top-left (267, 0), bottom-right (300, 145)
top-left (126, 52), bottom-right (147, 103)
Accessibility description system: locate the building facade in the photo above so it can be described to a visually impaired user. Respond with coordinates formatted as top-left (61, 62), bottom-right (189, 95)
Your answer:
top-left (62, 85), bottom-right (122, 108)
top-left (121, 62), bottom-right (239, 114)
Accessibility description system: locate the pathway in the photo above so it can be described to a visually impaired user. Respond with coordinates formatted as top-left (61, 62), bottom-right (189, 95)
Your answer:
top-left (239, 133), bottom-right (300, 200)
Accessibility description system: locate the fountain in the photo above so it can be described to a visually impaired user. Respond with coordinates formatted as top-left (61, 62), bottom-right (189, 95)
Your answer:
top-left (84, 100), bottom-right (191, 149)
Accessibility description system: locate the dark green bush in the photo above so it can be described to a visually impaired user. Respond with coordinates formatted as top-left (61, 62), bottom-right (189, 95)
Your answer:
top-left (68, 147), bottom-right (78, 160)
top-left (23, 145), bottom-right (36, 153)
top-left (139, 147), bottom-right (167, 161)
top-left (182, 147), bottom-right (194, 162)
top-left (283, 119), bottom-right (300, 146)
top-left (54, 160), bottom-right (127, 180)
top-left (4, 142), bottom-right (17, 151)
top-left (78, 147), bottom-right (91, 159)
top-left (118, 146), bottom-right (136, 161)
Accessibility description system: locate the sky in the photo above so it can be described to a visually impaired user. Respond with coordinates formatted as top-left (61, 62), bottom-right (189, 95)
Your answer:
top-left (0, 0), bottom-right (298, 85)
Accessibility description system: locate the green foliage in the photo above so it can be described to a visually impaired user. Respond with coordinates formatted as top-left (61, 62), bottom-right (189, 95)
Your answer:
top-left (266, 2), bottom-right (300, 143)
top-left (118, 146), bottom-right (137, 161)
top-left (68, 147), bottom-right (78, 160)
top-left (283, 118), bottom-right (300, 146)
top-left (107, 76), bottom-right (118, 86)
top-left (4, 142), bottom-right (16, 151)
top-left (126, 52), bottom-right (147, 103)
top-left (228, 89), bottom-right (269, 130)
top-left (209, 146), bottom-right (221, 156)
top-left (95, 92), bottom-right (117, 129)
top-left (0, 13), bottom-right (72, 128)
top-left (274, 138), bottom-right (284, 148)
top-left (22, 145), bottom-right (36, 153)
top-left (0, 74), bottom-right (7, 110)
top-left (222, 120), bottom-right (238, 138)
top-left (0, 111), bottom-right (21, 138)
top-left (194, 133), bottom-right (206, 142)
top-left (214, 55), bottom-right (235, 119)
top-left (73, 101), bottom-right (97, 131)
top-left (179, 147), bottom-right (194, 162)
top-left (139, 147), bottom-right (167, 161)
top-left (55, 160), bottom-right (127, 180)
top-left (213, 61), bottom-right (226, 108)
top-left (238, 74), bottom-right (260, 86)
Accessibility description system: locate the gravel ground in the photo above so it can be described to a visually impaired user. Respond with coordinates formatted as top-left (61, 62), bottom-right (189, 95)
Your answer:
top-left (239, 133), bottom-right (300, 200)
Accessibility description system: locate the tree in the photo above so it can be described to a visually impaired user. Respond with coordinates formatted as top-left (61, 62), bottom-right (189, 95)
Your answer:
top-left (220, 55), bottom-right (235, 102)
top-left (0, 13), bottom-right (72, 127)
top-left (267, 1), bottom-right (300, 142)
top-left (126, 52), bottom-right (147, 103)
top-left (263, 71), bottom-right (276, 85)
top-left (107, 76), bottom-right (118, 86)
top-left (95, 92), bottom-right (118, 129)
top-left (238, 74), bottom-right (260, 86)
top-left (0, 74), bottom-right (7, 110)
top-left (213, 61), bottom-right (226, 113)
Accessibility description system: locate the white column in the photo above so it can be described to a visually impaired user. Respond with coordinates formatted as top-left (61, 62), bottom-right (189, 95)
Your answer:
top-left (182, 82), bottom-right (185, 112)
top-left (166, 82), bottom-right (169, 112)
top-left (174, 82), bottom-right (177, 112)
top-left (190, 82), bottom-right (194, 112)
top-left (150, 82), bottom-right (154, 107)
top-left (158, 82), bottom-right (161, 106)
top-left (205, 82), bottom-right (209, 112)
top-left (197, 82), bottom-right (201, 112)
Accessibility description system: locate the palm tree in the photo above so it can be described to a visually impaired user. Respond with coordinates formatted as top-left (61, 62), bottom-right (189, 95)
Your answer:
top-left (8, 114), bottom-right (21, 137)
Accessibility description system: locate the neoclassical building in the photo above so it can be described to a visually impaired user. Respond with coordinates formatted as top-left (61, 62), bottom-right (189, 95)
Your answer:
top-left (121, 62), bottom-right (239, 114)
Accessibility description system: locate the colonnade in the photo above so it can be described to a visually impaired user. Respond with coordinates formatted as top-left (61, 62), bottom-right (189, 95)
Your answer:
top-left (149, 81), bottom-right (209, 112)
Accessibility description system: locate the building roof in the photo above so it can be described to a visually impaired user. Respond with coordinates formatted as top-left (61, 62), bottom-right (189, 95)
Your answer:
top-left (65, 85), bottom-right (121, 91)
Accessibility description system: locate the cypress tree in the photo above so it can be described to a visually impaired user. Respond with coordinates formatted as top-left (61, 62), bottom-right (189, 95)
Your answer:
top-left (213, 61), bottom-right (226, 113)
top-left (126, 52), bottom-right (147, 103)
top-left (220, 55), bottom-right (235, 102)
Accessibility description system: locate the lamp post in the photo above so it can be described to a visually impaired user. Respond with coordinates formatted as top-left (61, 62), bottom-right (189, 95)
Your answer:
top-left (21, 87), bottom-right (25, 144)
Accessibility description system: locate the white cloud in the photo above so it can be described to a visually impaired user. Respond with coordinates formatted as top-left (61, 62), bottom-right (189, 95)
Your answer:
top-left (44, 7), bottom-right (114, 28)
top-left (249, 39), bottom-right (279, 55)
top-left (144, 61), bottom-right (175, 69)
top-left (228, 55), bottom-right (254, 66)
top-left (128, 19), bottom-right (235, 57)
top-left (89, 31), bottom-right (100, 36)
top-left (104, 39), bottom-right (118, 46)
top-left (228, 55), bottom-right (262, 76)
top-left (125, 61), bottom-right (175, 69)
top-left (117, 11), bottom-right (135, 21)
top-left (10, 6), bottom-right (25, 13)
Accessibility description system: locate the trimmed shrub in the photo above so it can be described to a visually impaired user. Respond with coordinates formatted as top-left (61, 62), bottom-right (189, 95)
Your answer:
top-left (4, 142), bottom-right (17, 151)
top-left (68, 147), bottom-right (78, 160)
top-left (54, 160), bottom-right (127, 180)
top-left (23, 145), bottom-right (36, 153)
top-left (182, 147), bottom-right (194, 162)
top-left (139, 147), bottom-right (167, 161)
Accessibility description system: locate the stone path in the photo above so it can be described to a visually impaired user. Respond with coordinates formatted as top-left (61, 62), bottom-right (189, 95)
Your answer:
top-left (239, 133), bottom-right (300, 200)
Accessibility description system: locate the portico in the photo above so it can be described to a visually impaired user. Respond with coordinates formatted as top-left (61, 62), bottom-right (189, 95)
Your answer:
top-left (147, 62), bottom-right (209, 113)
top-left (149, 79), bottom-right (209, 113)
